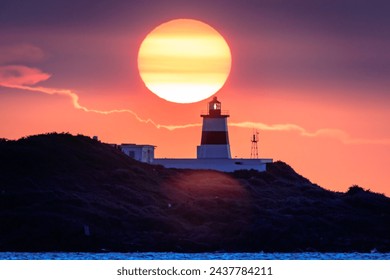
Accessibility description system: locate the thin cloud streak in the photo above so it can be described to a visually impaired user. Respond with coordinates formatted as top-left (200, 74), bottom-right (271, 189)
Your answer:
top-left (229, 122), bottom-right (390, 145)
top-left (4, 82), bottom-right (389, 145)
top-left (1, 66), bottom-right (389, 145)
top-left (1, 83), bottom-right (165, 128)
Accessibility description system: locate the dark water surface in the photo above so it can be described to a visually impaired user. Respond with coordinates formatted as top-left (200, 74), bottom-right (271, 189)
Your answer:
top-left (1, 252), bottom-right (390, 260)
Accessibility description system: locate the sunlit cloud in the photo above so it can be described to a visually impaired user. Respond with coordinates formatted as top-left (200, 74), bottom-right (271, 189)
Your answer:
top-left (0, 65), bottom-right (50, 86)
top-left (0, 65), bottom-right (194, 130)
top-left (229, 122), bottom-right (390, 145)
top-left (1, 65), bottom-right (389, 145)
top-left (0, 44), bottom-right (45, 64)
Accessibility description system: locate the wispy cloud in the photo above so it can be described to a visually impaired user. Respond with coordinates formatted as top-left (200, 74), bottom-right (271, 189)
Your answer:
top-left (0, 65), bottom-right (197, 130)
top-left (1, 65), bottom-right (389, 145)
top-left (0, 44), bottom-right (45, 64)
top-left (229, 122), bottom-right (390, 145)
top-left (0, 65), bottom-right (50, 86)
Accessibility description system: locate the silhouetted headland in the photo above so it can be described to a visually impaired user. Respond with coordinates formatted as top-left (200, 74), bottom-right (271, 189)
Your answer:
top-left (0, 133), bottom-right (389, 252)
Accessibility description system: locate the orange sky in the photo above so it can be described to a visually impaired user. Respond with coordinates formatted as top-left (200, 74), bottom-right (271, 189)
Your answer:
top-left (0, 0), bottom-right (389, 196)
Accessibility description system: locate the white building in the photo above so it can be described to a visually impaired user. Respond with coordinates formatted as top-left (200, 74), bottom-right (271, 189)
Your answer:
top-left (118, 97), bottom-right (272, 172)
top-left (153, 158), bottom-right (272, 172)
top-left (152, 97), bottom-right (273, 172)
top-left (120, 144), bottom-right (155, 164)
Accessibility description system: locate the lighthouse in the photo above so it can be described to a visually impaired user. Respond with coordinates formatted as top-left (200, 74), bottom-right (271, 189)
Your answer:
top-left (197, 97), bottom-right (231, 159)
top-left (125, 96), bottom-right (272, 172)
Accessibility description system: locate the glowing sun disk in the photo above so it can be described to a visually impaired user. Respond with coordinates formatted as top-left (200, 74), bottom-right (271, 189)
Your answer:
top-left (137, 19), bottom-right (232, 103)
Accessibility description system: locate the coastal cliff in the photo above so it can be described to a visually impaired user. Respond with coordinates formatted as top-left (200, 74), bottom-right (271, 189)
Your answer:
top-left (0, 133), bottom-right (389, 252)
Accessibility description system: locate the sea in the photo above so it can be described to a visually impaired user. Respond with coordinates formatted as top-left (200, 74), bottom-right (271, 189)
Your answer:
top-left (1, 252), bottom-right (390, 260)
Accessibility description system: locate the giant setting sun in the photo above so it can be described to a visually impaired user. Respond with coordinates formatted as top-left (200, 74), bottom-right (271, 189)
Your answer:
top-left (137, 19), bottom-right (232, 103)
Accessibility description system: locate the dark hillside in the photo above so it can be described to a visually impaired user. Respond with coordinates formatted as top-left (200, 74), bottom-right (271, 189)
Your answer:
top-left (0, 133), bottom-right (389, 252)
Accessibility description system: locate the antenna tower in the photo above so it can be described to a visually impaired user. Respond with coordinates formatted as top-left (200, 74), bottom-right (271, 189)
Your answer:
top-left (250, 130), bottom-right (259, 159)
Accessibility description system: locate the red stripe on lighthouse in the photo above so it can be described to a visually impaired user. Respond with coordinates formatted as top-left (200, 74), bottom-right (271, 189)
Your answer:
top-left (201, 131), bottom-right (229, 145)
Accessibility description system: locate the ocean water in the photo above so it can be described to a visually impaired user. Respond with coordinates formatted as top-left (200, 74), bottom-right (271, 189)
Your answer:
top-left (1, 252), bottom-right (390, 260)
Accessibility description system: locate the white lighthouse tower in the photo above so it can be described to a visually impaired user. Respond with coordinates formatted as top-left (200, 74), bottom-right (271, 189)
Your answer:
top-left (197, 97), bottom-right (231, 159)
top-left (135, 95), bottom-right (272, 172)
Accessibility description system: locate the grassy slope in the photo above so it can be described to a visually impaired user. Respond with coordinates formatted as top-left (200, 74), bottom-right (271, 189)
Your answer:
top-left (0, 133), bottom-right (389, 252)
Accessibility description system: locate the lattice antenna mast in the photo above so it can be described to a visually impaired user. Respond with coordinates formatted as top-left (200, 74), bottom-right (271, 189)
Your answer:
top-left (250, 130), bottom-right (259, 159)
